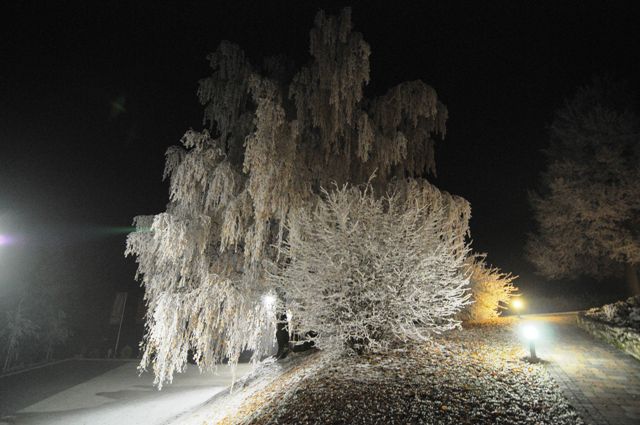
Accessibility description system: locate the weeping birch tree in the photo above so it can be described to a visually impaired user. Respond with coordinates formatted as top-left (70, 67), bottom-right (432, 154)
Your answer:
top-left (127, 8), bottom-right (470, 388)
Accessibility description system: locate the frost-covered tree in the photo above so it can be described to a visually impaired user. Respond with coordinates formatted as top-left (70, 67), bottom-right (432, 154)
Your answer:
top-left (459, 255), bottom-right (517, 322)
top-left (268, 180), bottom-right (471, 353)
top-left (40, 310), bottom-right (70, 362)
top-left (527, 79), bottom-right (640, 294)
top-left (127, 8), bottom-right (457, 387)
top-left (1, 298), bottom-right (38, 372)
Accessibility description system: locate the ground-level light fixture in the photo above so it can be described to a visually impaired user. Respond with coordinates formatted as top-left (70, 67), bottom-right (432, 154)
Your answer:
top-left (521, 324), bottom-right (539, 362)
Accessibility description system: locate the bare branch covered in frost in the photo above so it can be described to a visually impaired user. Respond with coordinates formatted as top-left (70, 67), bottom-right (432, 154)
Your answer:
top-left (459, 254), bottom-right (517, 322)
top-left (268, 179), bottom-right (472, 353)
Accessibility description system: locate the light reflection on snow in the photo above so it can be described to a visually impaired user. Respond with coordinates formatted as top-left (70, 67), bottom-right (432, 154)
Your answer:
top-left (14, 362), bottom-right (252, 425)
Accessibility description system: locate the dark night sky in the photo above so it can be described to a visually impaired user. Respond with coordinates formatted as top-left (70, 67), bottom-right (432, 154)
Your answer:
top-left (1, 1), bottom-right (640, 322)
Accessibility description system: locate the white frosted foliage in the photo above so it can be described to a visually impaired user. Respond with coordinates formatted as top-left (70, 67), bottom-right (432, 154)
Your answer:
top-left (126, 7), bottom-right (470, 387)
top-left (268, 179), bottom-right (472, 353)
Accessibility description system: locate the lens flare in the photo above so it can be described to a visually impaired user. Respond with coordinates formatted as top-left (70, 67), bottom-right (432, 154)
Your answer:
top-left (0, 234), bottom-right (14, 246)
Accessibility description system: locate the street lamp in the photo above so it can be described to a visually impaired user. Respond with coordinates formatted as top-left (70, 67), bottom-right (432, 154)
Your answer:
top-left (512, 298), bottom-right (524, 318)
top-left (522, 324), bottom-right (539, 362)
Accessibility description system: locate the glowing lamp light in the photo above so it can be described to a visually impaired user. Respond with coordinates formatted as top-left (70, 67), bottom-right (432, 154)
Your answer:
top-left (512, 298), bottom-right (523, 311)
top-left (512, 298), bottom-right (525, 319)
top-left (522, 324), bottom-right (539, 341)
top-left (521, 324), bottom-right (540, 362)
top-left (262, 294), bottom-right (276, 308)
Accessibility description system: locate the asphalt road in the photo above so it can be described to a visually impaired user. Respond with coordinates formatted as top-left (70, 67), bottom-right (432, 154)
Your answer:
top-left (0, 359), bottom-right (251, 425)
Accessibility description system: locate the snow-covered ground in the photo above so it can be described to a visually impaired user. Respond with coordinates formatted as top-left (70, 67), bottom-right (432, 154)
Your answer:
top-left (180, 318), bottom-right (583, 424)
top-left (2, 361), bottom-right (252, 425)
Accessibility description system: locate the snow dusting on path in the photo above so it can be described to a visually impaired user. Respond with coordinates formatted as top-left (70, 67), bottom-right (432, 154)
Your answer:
top-left (2, 361), bottom-right (251, 425)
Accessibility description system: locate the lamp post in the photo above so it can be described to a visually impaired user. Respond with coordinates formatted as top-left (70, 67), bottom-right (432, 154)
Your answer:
top-left (113, 292), bottom-right (128, 358)
top-left (522, 324), bottom-right (539, 362)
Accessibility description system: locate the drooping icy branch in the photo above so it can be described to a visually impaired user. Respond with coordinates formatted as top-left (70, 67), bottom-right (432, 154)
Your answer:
top-left (126, 7), bottom-right (461, 388)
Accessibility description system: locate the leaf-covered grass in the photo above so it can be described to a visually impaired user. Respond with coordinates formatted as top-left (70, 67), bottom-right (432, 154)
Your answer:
top-left (209, 318), bottom-right (582, 425)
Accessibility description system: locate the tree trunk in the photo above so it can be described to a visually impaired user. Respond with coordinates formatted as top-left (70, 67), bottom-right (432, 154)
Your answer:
top-left (275, 313), bottom-right (289, 359)
top-left (625, 263), bottom-right (640, 295)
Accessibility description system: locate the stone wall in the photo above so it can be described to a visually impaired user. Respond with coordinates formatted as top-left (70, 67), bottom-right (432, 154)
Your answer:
top-left (576, 314), bottom-right (640, 361)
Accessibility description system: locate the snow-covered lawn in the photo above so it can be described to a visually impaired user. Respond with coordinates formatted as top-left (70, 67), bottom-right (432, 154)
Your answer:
top-left (180, 317), bottom-right (583, 424)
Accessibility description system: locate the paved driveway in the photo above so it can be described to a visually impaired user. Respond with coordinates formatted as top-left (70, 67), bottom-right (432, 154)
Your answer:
top-left (0, 359), bottom-right (251, 425)
top-left (0, 360), bottom-right (129, 417)
top-left (524, 313), bottom-right (640, 425)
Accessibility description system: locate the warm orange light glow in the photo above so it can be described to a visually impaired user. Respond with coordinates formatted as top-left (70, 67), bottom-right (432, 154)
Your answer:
top-left (512, 298), bottom-right (524, 311)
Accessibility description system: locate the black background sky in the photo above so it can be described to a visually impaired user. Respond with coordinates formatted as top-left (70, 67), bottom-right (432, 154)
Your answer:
top-left (1, 1), bottom-right (640, 327)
